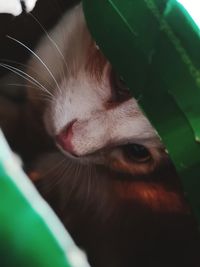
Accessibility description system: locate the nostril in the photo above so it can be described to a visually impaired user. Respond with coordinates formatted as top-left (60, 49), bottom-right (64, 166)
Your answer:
top-left (56, 120), bottom-right (77, 155)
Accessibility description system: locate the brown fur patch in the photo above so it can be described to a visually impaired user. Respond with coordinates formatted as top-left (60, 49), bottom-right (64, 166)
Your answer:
top-left (104, 101), bottom-right (121, 110)
top-left (85, 41), bottom-right (108, 81)
top-left (114, 181), bottom-right (189, 213)
top-left (109, 158), bottom-right (156, 176)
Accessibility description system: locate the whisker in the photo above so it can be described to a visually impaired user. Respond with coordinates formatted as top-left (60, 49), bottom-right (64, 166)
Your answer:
top-left (7, 35), bottom-right (62, 94)
top-left (0, 63), bottom-right (53, 97)
top-left (1, 59), bottom-right (55, 90)
top-left (7, 83), bottom-right (40, 89)
top-left (56, 162), bottom-right (71, 186)
top-left (28, 96), bottom-right (54, 103)
top-left (1, 58), bottom-right (29, 69)
top-left (65, 161), bottom-right (80, 199)
top-left (28, 13), bottom-right (70, 74)
top-left (38, 157), bottom-right (67, 184)
top-left (46, 159), bottom-right (76, 193)
top-left (86, 165), bottom-right (91, 201)
top-left (0, 63), bottom-right (43, 92)
top-left (6, 84), bottom-right (53, 102)
top-left (6, 83), bottom-right (52, 98)
top-left (89, 165), bottom-right (93, 195)
top-left (6, 84), bottom-right (54, 103)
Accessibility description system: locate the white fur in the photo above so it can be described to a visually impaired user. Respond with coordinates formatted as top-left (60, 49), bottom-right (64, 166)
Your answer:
top-left (69, 99), bottom-right (160, 156)
top-left (28, 3), bottom-right (162, 160)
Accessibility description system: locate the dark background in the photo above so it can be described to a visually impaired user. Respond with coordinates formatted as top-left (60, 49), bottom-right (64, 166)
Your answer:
top-left (0, 0), bottom-right (80, 77)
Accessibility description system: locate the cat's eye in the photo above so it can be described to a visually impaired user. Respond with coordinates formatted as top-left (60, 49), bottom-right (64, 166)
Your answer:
top-left (123, 144), bottom-right (151, 163)
top-left (111, 71), bottom-right (132, 102)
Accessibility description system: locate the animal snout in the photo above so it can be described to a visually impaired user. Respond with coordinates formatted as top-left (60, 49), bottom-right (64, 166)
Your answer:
top-left (56, 120), bottom-right (77, 156)
top-left (55, 114), bottom-right (109, 157)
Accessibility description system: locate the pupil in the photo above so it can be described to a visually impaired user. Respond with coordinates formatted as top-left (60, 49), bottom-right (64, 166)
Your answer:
top-left (123, 144), bottom-right (151, 163)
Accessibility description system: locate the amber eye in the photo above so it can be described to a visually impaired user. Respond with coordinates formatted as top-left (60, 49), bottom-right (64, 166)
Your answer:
top-left (123, 144), bottom-right (151, 163)
top-left (111, 71), bottom-right (131, 102)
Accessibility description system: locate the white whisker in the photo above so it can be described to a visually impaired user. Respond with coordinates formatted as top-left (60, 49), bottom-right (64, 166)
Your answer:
top-left (1, 59), bottom-right (54, 90)
top-left (28, 13), bottom-right (70, 74)
top-left (0, 63), bottom-right (53, 97)
top-left (7, 35), bottom-right (62, 94)
top-left (28, 95), bottom-right (54, 103)
top-left (6, 83), bottom-right (53, 102)
top-left (39, 158), bottom-right (67, 187)
top-left (7, 83), bottom-right (39, 89)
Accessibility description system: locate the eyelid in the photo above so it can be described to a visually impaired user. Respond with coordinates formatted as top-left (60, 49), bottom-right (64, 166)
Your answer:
top-left (123, 144), bottom-right (151, 163)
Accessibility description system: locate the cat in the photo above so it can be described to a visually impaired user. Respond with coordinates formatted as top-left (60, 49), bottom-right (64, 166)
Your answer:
top-left (26, 3), bottom-right (168, 176)
top-left (0, 2), bottom-right (200, 267)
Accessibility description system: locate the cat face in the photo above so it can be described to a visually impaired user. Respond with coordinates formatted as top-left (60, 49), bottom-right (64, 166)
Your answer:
top-left (27, 4), bottom-right (168, 176)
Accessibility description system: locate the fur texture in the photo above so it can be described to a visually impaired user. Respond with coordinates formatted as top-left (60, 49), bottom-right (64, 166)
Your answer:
top-left (27, 4), bottom-right (166, 176)
top-left (0, 3), bottom-right (200, 267)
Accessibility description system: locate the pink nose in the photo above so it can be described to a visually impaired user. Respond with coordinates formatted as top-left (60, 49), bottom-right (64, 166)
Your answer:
top-left (56, 120), bottom-right (77, 156)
